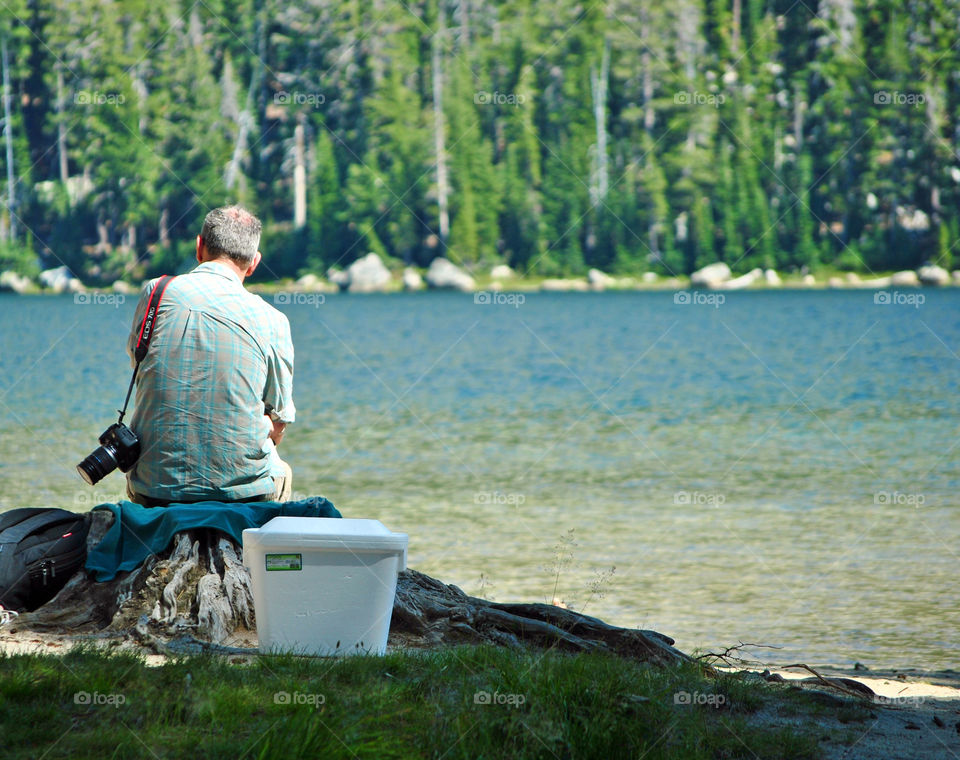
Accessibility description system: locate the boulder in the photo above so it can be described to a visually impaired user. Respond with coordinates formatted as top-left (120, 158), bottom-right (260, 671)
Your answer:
top-left (402, 267), bottom-right (424, 291)
top-left (541, 278), bottom-right (589, 292)
top-left (111, 280), bottom-right (139, 295)
top-left (490, 264), bottom-right (514, 280)
top-left (346, 253), bottom-right (392, 293)
top-left (827, 276), bottom-right (845, 288)
top-left (297, 273), bottom-right (320, 289)
top-left (296, 273), bottom-right (337, 293)
top-left (763, 269), bottom-right (782, 287)
top-left (425, 258), bottom-right (475, 291)
top-left (641, 272), bottom-right (659, 284)
top-left (801, 274), bottom-right (816, 287)
top-left (0, 270), bottom-right (33, 294)
top-left (716, 268), bottom-right (763, 290)
top-left (917, 265), bottom-right (950, 286)
top-left (844, 272), bottom-right (861, 285)
top-left (690, 262), bottom-right (731, 288)
top-left (587, 268), bottom-right (616, 291)
top-left (326, 267), bottom-right (349, 289)
top-left (953, 270), bottom-right (960, 285)
top-left (39, 265), bottom-right (82, 294)
top-left (890, 270), bottom-right (920, 287)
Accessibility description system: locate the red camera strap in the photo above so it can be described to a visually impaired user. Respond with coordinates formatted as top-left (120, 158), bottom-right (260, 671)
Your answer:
top-left (119, 275), bottom-right (176, 423)
top-left (134, 275), bottom-right (176, 363)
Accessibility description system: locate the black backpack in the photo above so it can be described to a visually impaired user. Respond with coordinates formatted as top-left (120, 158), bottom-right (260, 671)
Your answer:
top-left (0, 508), bottom-right (89, 612)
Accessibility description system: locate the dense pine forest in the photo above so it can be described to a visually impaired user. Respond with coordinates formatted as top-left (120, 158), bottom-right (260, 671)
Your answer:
top-left (0, 0), bottom-right (958, 283)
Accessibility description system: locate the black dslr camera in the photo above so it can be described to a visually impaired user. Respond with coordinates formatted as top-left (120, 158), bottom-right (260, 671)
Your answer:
top-left (76, 422), bottom-right (141, 486)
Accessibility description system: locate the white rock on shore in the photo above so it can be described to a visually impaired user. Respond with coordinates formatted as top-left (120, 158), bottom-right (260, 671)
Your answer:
top-left (716, 267), bottom-right (762, 290)
top-left (326, 267), bottom-right (349, 289)
top-left (0, 270), bottom-right (33, 293)
top-left (425, 258), bottom-right (475, 291)
top-left (345, 253), bottom-right (392, 293)
top-left (890, 270), bottom-right (920, 287)
top-left (111, 280), bottom-right (139, 295)
top-left (764, 269), bottom-right (782, 287)
top-left (38, 265), bottom-right (83, 293)
top-left (490, 264), bottom-right (514, 280)
top-left (296, 273), bottom-right (337, 293)
top-left (917, 264), bottom-right (950, 286)
top-left (587, 268), bottom-right (616, 291)
top-left (402, 267), bottom-right (424, 291)
top-left (801, 274), bottom-right (816, 286)
top-left (690, 262), bottom-right (731, 288)
top-left (642, 272), bottom-right (659, 284)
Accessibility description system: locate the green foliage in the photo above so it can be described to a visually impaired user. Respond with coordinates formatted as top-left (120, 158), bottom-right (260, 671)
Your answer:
top-left (0, 645), bottom-right (827, 759)
top-left (1, 0), bottom-right (957, 281)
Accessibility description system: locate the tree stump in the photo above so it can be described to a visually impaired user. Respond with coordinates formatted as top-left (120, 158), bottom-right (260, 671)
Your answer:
top-left (16, 511), bottom-right (690, 665)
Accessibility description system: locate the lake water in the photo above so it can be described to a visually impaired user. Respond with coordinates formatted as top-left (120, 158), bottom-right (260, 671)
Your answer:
top-left (0, 288), bottom-right (957, 669)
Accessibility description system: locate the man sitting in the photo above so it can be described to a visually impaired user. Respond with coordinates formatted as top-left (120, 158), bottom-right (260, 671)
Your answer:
top-left (125, 205), bottom-right (295, 507)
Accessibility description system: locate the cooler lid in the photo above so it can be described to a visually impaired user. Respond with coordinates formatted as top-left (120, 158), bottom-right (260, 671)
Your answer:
top-left (244, 516), bottom-right (408, 556)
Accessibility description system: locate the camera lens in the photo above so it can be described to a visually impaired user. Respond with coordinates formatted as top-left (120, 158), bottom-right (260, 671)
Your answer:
top-left (76, 444), bottom-right (119, 486)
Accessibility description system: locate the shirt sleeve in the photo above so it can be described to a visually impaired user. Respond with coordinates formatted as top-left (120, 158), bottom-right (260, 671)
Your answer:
top-left (127, 278), bottom-right (159, 368)
top-left (263, 311), bottom-right (296, 424)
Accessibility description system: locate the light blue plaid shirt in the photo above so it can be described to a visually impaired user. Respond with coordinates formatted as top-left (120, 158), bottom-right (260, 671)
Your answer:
top-left (125, 261), bottom-right (295, 502)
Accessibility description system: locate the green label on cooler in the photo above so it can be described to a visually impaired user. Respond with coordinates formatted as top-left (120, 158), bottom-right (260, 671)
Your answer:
top-left (265, 553), bottom-right (302, 571)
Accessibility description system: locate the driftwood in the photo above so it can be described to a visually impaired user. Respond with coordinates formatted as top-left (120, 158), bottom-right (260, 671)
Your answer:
top-left (15, 510), bottom-right (690, 665)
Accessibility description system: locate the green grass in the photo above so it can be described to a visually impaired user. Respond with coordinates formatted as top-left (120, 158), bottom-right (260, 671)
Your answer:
top-left (0, 644), bottom-right (827, 759)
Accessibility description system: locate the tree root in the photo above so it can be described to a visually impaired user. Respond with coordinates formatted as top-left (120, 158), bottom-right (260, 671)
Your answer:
top-left (15, 511), bottom-right (691, 665)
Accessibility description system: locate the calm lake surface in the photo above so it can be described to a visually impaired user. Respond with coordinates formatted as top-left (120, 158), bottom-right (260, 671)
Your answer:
top-left (0, 288), bottom-right (957, 668)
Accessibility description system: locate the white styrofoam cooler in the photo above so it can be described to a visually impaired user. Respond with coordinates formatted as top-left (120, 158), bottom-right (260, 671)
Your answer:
top-left (242, 517), bottom-right (408, 656)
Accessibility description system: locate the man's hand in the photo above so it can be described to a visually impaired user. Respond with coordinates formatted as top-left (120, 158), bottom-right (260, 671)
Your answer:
top-left (267, 415), bottom-right (286, 446)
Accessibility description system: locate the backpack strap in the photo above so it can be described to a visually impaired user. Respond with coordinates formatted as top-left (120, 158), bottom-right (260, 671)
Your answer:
top-left (0, 509), bottom-right (72, 548)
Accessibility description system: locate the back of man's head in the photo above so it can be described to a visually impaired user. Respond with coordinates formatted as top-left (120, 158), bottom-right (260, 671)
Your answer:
top-left (200, 205), bottom-right (262, 266)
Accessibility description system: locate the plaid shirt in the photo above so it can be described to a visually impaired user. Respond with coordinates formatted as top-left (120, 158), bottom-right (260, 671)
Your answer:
top-left (125, 261), bottom-right (295, 502)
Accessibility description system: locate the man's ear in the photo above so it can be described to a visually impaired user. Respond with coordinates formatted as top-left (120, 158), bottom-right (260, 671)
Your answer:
top-left (196, 235), bottom-right (204, 263)
top-left (244, 250), bottom-right (262, 278)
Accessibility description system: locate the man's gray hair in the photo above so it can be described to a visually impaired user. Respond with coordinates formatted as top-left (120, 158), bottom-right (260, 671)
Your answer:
top-left (200, 205), bottom-right (262, 265)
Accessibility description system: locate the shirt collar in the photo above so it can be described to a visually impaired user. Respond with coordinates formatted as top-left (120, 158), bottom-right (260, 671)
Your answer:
top-left (193, 260), bottom-right (243, 285)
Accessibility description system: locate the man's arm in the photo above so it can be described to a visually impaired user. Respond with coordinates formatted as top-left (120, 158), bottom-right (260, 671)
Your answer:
top-left (263, 312), bottom-right (296, 438)
top-left (268, 417), bottom-right (286, 446)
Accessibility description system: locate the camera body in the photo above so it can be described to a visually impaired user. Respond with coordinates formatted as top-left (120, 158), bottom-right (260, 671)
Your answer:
top-left (76, 422), bottom-right (141, 486)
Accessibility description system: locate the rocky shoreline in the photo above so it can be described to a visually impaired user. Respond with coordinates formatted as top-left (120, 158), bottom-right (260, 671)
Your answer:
top-left (2, 256), bottom-right (958, 296)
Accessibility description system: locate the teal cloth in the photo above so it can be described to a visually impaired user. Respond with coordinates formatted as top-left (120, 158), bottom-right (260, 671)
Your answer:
top-left (85, 497), bottom-right (341, 581)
